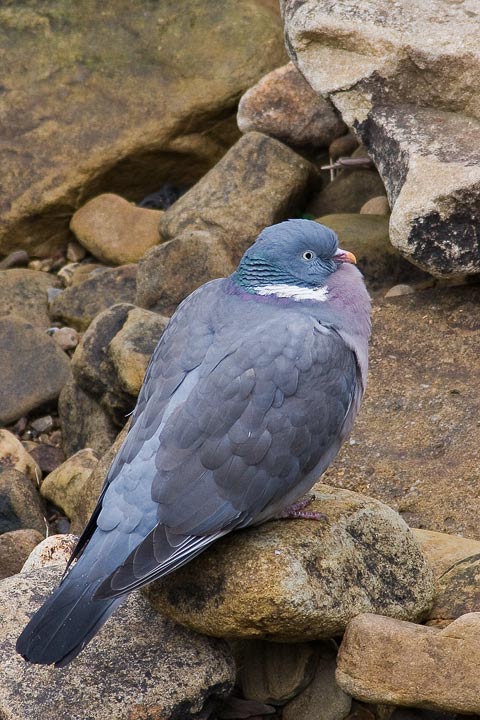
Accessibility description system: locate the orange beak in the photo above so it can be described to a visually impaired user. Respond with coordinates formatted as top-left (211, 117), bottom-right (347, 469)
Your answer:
top-left (334, 248), bottom-right (357, 265)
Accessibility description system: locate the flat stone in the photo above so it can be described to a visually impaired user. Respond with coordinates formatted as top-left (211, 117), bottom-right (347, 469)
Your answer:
top-left (384, 283), bottom-right (415, 298)
top-left (0, 529), bottom-right (44, 580)
top-left (0, 468), bottom-right (46, 535)
top-left (0, 315), bottom-right (72, 426)
top-left (145, 483), bottom-right (433, 641)
top-left (70, 193), bottom-right (164, 265)
top-left (40, 449), bottom-right (99, 525)
top-left (336, 612), bottom-right (480, 713)
top-left (58, 379), bottom-right (118, 458)
top-left (49, 265), bottom-right (137, 331)
top-left (0, 269), bottom-right (60, 329)
top-left (237, 62), bottom-right (345, 148)
top-left (0, 430), bottom-right (41, 484)
top-left (136, 230), bottom-right (235, 315)
top-left (21, 534), bottom-right (78, 572)
top-left (0, 566), bottom-right (235, 720)
top-left (160, 132), bottom-right (315, 264)
top-left (0, 0), bottom-right (286, 258)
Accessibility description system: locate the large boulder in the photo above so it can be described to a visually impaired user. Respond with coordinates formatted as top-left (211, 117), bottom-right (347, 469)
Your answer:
top-left (283, 0), bottom-right (480, 277)
top-left (40, 449), bottom-right (100, 524)
top-left (0, 566), bottom-right (235, 720)
top-left (0, 0), bottom-right (286, 258)
top-left (146, 483), bottom-right (433, 641)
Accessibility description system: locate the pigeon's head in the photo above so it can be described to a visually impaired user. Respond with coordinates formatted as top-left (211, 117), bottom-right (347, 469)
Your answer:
top-left (234, 219), bottom-right (356, 295)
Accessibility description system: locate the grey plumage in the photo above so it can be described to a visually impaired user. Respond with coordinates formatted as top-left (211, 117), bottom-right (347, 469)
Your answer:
top-left (17, 220), bottom-right (370, 666)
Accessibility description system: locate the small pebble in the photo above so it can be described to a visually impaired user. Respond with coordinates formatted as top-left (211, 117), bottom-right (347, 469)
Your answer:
top-left (48, 326), bottom-right (79, 351)
top-left (0, 250), bottom-right (29, 269)
top-left (30, 416), bottom-right (54, 434)
top-left (67, 241), bottom-right (87, 263)
top-left (385, 284), bottom-right (415, 298)
top-left (58, 262), bottom-right (80, 286)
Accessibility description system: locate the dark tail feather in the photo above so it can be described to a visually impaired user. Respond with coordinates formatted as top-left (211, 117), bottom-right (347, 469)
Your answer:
top-left (16, 575), bottom-right (124, 667)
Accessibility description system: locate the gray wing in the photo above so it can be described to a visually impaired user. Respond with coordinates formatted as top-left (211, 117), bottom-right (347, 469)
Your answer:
top-left (95, 306), bottom-right (359, 599)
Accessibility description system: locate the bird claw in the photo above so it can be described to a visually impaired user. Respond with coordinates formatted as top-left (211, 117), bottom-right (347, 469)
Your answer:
top-left (275, 495), bottom-right (328, 522)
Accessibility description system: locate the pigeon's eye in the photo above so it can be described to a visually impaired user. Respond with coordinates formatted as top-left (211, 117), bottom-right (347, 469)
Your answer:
top-left (302, 251), bottom-right (315, 261)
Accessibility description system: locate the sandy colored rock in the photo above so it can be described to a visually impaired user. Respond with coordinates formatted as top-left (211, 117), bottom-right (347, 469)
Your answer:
top-left (360, 196), bottom-right (390, 215)
top-left (384, 284), bottom-right (415, 298)
top-left (0, 430), bottom-right (41, 485)
top-left (412, 529), bottom-right (480, 580)
top-left (0, 270), bottom-right (60, 329)
top-left (40, 449), bottom-right (99, 523)
top-left (49, 326), bottom-right (79, 351)
top-left (21, 534), bottom-right (78, 572)
top-left (49, 264), bottom-right (137, 331)
top-left (71, 193), bottom-right (164, 265)
top-left (329, 133), bottom-right (359, 162)
top-left (108, 306), bottom-right (169, 396)
top-left (0, 315), bottom-right (72, 426)
top-left (336, 612), bottom-right (480, 713)
top-left (58, 379), bottom-right (118, 458)
top-left (160, 132), bottom-right (315, 264)
top-left (0, 468), bottom-right (45, 535)
top-left (427, 555), bottom-right (480, 628)
top-left (237, 640), bottom-right (318, 705)
top-left (136, 230), bottom-right (235, 315)
top-left (308, 166), bottom-right (386, 217)
top-left (283, 642), bottom-right (351, 720)
top-left (237, 62), bottom-right (345, 148)
top-left (322, 284), bottom-right (480, 539)
top-left (146, 483), bottom-right (433, 641)
top-left (0, 529), bottom-right (44, 580)
top-left (0, 565), bottom-right (235, 720)
top-left (0, 0), bottom-right (286, 258)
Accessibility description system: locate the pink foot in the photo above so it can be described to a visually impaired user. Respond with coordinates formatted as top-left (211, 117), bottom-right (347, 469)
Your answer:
top-left (275, 495), bottom-right (327, 522)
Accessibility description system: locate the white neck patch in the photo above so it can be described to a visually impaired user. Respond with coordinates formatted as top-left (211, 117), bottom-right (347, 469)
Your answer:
top-left (254, 283), bottom-right (329, 302)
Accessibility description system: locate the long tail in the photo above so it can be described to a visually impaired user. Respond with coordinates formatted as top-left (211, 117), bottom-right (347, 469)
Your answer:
top-left (16, 573), bottom-right (124, 667)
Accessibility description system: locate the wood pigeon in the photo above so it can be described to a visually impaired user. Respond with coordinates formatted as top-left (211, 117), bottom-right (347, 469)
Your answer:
top-left (17, 219), bottom-right (371, 666)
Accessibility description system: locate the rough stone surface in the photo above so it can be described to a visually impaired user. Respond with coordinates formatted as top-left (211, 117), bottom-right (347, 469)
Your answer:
top-left (0, 0), bottom-right (286, 258)
top-left (283, 642), bottom-right (352, 720)
top-left (0, 430), bottom-right (41, 485)
top-left (136, 230), bottom-right (235, 315)
top-left (0, 529), bottom-right (44, 580)
top-left (21, 534), bottom-right (78, 572)
top-left (22, 442), bottom-right (65, 476)
top-left (323, 285), bottom-right (480, 539)
top-left (360, 196), bottom-right (390, 215)
top-left (336, 612), bottom-right (480, 713)
top-left (236, 640), bottom-right (318, 705)
top-left (40, 449), bottom-right (99, 524)
top-left (48, 265), bottom-right (137, 331)
top-left (0, 270), bottom-right (60, 329)
top-left (283, 0), bottom-right (480, 276)
top-left (384, 283), bottom-right (415, 298)
top-left (70, 193), bottom-right (164, 265)
top-left (412, 529), bottom-right (480, 580)
top-left (0, 468), bottom-right (46, 535)
top-left (0, 316), bottom-right (72, 426)
top-left (58, 379), bottom-right (118, 458)
top-left (146, 483), bottom-right (433, 641)
top-left (108, 306), bottom-right (169, 396)
top-left (307, 164), bottom-right (386, 217)
top-left (237, 62), bottom-right (345, 148)
top-left (160, 132), bottom-right (315, 264)
top-left (428, 555), bottom-right (480, 628)
top-left (0, 566), bottom-right (235, 720)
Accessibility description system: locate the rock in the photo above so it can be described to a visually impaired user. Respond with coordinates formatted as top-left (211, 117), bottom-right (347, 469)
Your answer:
top-left (0, 0), bottom-right (286, 258)
top-left (71, 194), bottom-right (164, 265)
top-left (336, 612), bottom-right (480, 713)
top-left (283, 1), bottom-right (480, 276)
top-left (411, 529), bottom-right (480, 580)
top-left (307, 164), bottom-right (386, 217)
top-left (48, 326), bottom-right (79, 351)
top-left (145, 483), bottom-right (433, 641)
top-left (70, 423), bottom-right (129, 535)
top-left (40, 449), bottom-right (99, 524)
top-left (329, 133), bottom-right (359, 162)
top-left (48, 264), bottom-right (137, 331)
top-left (0, 316), bottom-right (72, 426)
top-left (22, 442), bottom-right (65, 475)
top-left (283, 642), bottom-right (352, 720)
top-left (384, 284), bottom-right (415, 298)
top-left (58, 379), bottom-right (118, 458)
top-left (0, 529), bottom-right (44, 580)
top-left (108, 306), bottom-right (169, 396)
top-left (316, 214), bottom-right (409, 288)
top-left (0, 565), bottom-right (235, 720)
top-left (0, 430), bottom-right (41, 485)
top-left (30, 416), bottom-right (54, 434)
top-left (0, 269), bottom-right (60, 329)
top-left (136, 230), bottom-right (235, 315)
top-left (0, 250), bottom-right (30, 270)
top-left (160, 132), bottom-right (315, 264)
top-left (0, 468), bottom-right (46, 535)
top-left (21, 534), bottom-right (78, 572)
top-left (58, 262), bottom-right (106, 287)
top-left (360, 196), bottom-right (390, 215)
top-left (427, 555), bottom-right (480, 628)
top-left (236, 640), bottom-right (318, 705)
top-left (66, 241), bottom-right (86, 262)
top-left (237, 62), bottom-right (346, 148)
top-left (321, 284), bottom-right (480, 538)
